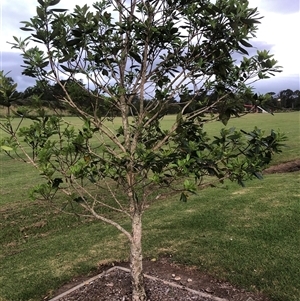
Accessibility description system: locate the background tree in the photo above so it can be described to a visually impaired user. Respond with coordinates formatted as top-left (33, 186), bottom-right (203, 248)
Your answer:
top-left (277, 89), bottom-right (300, 110)
top-left (292, 90), bottom-right (300, 109)
top-left (22, 79), bottom-right (91, 112)
top-left (1, 0), bottom-right (285, 300)
top-left (0, 71), bottom-right (22, 116)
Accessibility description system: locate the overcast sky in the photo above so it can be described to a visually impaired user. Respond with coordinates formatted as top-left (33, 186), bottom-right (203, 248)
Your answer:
top-left (0, 0), bottom-right (299, 94)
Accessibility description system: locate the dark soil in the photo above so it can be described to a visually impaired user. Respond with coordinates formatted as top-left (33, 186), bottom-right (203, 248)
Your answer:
top-left (48, 258), bottom-right (270, 301)
top-left (263, 159), bottom-right (300, 174)
top-left (47, 160), bottom-right (300, 301)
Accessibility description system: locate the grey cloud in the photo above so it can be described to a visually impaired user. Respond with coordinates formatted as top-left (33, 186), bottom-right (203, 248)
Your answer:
top-left (1, 52), bottom-right (36, 91)
top-left (253, 74), bottom-right (300, 94)
top-left (249, 40), bottom-right (275, 52)
top-left (260, 0), bottom-right (299, 14)
top-left (2, 2), bottom-right (34, 33)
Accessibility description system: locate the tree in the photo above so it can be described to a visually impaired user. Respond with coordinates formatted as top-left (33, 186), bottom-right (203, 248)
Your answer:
top-left (1, 0), bottom-right (285, 300)
top-left (277, 89), bottom-right (300, 110)
top-left (292, 90), bottom-right (300, 109)
top-left (0, 71), bottom-right (20, 116)
top-left (22, 79), bottom-right (91, 112)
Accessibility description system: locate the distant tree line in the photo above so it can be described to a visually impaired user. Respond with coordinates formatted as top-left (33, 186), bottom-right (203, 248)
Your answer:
top-left (1, 76), bottom-right (299, 117)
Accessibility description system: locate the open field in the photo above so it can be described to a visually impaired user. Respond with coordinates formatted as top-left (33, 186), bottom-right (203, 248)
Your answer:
top-left (0, 112), bottom-right (299, 300)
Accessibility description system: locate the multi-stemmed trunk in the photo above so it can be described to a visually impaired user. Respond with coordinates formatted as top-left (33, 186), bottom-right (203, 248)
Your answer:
top-left (130, 211), bottom-right (147, 301)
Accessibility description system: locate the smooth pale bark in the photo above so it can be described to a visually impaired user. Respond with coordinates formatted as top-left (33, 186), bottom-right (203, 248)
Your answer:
top-left (130, 211), bottom-right (146, 301)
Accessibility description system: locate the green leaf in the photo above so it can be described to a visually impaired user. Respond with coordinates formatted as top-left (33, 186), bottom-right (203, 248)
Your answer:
top-left (72, 29), bottom-right (82, 37)
top-left (50, 8), bottom-right (68, 13)
top-left (1, 145), bottom-right (13, 151)
top-left (32, 31), bottom-right (47, 42)
top-left (219, 110), bottom-right (231, 126)
top-left (253, 172), bottom-right (263, 180)
top-left (36, 7), bottom-right (45, 20)
top-left (240, 40), bottom-right (252, 48)
top-left (258, 71), bottom-right (264, 79)
top-left (170, 27), bottom-right (178, 34)
top-left (20, 27), bottom-right (34, 31)
top-left (49, 0), bottom-right (60, 6)
top-left (39, 61), bottom-right (49, 68)
top-left (129, 51), bottom-right (142, 64)
top-left (60, 65), bottom-right (76, 73)
top-left (66, 39), bottom-right (81, 46)
top-left (237, 46), bottom-right (249, 55)
top-left (180, 192), bottom-right (187, 202)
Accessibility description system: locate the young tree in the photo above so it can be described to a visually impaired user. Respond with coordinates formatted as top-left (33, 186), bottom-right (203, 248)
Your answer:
top-left (1, 0), bottom-right (285, 300)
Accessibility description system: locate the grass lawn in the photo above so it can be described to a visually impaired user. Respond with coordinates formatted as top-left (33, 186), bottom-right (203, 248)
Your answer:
top-left (0, 112), bottom-right (299, 301)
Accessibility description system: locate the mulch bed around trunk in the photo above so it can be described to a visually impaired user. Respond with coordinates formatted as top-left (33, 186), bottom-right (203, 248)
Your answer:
top-left (48, 258), bottom-right (270, 301)
top-left (263, 159), bottom-right (300, 174)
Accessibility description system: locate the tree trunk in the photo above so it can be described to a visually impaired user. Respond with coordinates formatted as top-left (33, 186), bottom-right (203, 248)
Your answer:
top-left (130, 211), bottom-right (146, 301)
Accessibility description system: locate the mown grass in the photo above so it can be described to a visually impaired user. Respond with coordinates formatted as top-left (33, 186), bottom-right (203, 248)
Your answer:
top-left (143, 173), bottom-right (300, 301)
top-left (0, 112), bottom-right (299, 301)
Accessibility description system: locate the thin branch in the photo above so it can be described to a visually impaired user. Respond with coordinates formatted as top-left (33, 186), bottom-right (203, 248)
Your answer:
top-left (81, 203), bottom-right (132, 242)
